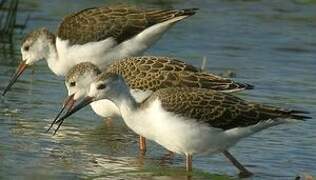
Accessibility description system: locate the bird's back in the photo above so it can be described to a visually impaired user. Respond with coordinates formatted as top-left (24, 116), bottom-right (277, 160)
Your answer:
top-left (108, 56), bottom-right (253, 92)
top-left (57, 5), bottom-right (198, 45)
top-left (141, 87), bottom-right (310, 130)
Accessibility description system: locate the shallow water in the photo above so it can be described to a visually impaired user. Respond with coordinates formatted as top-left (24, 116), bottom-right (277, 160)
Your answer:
top-left (0, 0), bottom-right (315, 179)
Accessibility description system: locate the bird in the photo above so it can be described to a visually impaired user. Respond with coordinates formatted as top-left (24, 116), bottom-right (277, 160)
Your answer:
top-left (51, 56), bottom-right (252, 146)
top-left (52, 72), bottom-right (310, 176)
top-left (48, 56), bottom-right (254, 176)
top-left (2, 5), bottom-right (198, 95)
top-left (58, 56), bottom-right (253, 119)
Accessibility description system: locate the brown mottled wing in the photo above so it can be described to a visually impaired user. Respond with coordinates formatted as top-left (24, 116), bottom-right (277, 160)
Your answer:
top-left (142, 87), bottom-right (309, 130)
top-left (57, 5), bottom-right (197, 45)
top-left (107, 56), bottom-right (252, 92)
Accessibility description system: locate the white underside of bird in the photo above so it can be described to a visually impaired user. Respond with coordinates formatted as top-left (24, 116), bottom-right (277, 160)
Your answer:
top-left (90, 99), bottom-right (120, 118)
top-left (117, 98), bottom-right (288, 156)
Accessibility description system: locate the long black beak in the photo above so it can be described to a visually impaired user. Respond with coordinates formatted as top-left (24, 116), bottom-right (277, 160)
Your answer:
top-left (2, 61), bottom-right (28, 96)
top-left (47, 94), bottom-right (75, 133)
top-left (52, 96), bottom-right (94, 135)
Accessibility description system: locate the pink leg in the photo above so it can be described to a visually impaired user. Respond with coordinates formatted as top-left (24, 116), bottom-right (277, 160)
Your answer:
top-left (186, 154), bottom-right (193, 172)
top-left (139, 136), bottom-right (146, 154)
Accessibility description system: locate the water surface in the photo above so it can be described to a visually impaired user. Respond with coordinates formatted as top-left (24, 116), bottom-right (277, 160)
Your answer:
top-left (0, 0), bottom-right (315, 179)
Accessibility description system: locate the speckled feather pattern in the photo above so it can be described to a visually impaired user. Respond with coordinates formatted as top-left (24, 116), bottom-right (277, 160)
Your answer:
top-left (66, 62), bottom-right (101, 83)
top-left (57, 5), bottom-right (198, 45)
top-left (106, 56), bottom-right (252, 92)
top-left (22, 28), bottom-right (55, 46)
top-left (141, 87), bottom-right (309, 130)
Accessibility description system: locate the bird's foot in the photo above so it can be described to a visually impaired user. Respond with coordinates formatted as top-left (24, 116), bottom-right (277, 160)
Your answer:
top-left (238, 170), bottom-right (253, 178)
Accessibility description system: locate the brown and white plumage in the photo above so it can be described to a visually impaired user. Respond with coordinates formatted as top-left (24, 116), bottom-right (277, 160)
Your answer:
top-left (55, 57), bottom-right (254, 175)
top-left (58, 5), bottom-right (198, 45)
top-left (64, 56), bottom-right (254, 110)
top-left (54, 72), bottom-right (310, 174)
top-left (3, 5), bottom-right (197, 95)
top-left (108, 56), bottom-right (253, 92)
top-left (142, 87), bottom-right (309, 130)
top-left (61, 57), bottom-right (254, 122)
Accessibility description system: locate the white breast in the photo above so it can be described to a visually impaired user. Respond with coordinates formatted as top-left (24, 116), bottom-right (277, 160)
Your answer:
top-left (90, 99), bottom-right (121, 118)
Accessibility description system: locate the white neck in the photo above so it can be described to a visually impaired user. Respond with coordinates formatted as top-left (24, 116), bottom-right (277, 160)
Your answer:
top-left (46, 43), bottom-right (63, 76)
top-left (110, 88), bottom-right (139, 118)
top-left (116, 91), bottom-right (144, 137)
top-left (118, 93), bottom-right (139, 115)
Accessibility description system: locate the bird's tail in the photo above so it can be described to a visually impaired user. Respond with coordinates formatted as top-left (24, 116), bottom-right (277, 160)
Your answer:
top-left (176, 8), bottom-right (199, 17)
top-left (224, 108), bottom-right (311, 145)
top-left (258, 106), bottom-right (311, 121)
top-left (146, 8), bottom-right (198, 23)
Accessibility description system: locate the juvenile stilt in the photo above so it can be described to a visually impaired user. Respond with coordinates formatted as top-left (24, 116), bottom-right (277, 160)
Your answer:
top-left (139, 136), bottom-right (146, 154)
top-left (186, 154), bottom-right (192, 172)
top-left (223, 150), bottom-right (253, 178)
top-left (2, 6), bottom-right (198, 96)
top-left (53, 72), bottom-right (309, 175)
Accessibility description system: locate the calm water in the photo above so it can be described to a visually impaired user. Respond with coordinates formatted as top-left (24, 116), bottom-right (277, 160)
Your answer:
top-left (0, 0), bottom-right (315, 179)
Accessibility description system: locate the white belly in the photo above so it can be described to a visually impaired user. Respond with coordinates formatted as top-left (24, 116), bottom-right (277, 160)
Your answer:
top-left (120, 99), bottom-right (238, 156)
top-left (90, 99), bottom-right (121, 118)
top-left (121, 99), bottom-right (284, 156)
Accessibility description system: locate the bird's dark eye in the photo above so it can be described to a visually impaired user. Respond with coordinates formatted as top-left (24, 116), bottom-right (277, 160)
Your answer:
top-left (97, 84), bottom-right (106, 90)
top-left (70, 81), bottom-right (76, 87)
top-left (24, 46), bottom-right (30, 51)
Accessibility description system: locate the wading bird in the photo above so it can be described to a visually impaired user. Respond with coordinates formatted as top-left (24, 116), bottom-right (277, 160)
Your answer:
top-left (52, 72), bottom-right (309, 176)
top-left (49, 56), bottom-right (254, 176)
top-left (2, 5), bottom-right (197, 95)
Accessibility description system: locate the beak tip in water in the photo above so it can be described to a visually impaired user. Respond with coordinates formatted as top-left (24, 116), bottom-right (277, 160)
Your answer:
top-left (49, 96), bottom-right (94, 134)
top-left (2, 61), bottom-right (28, 96)
top-left (2, 88), bottom-right (9, 96)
